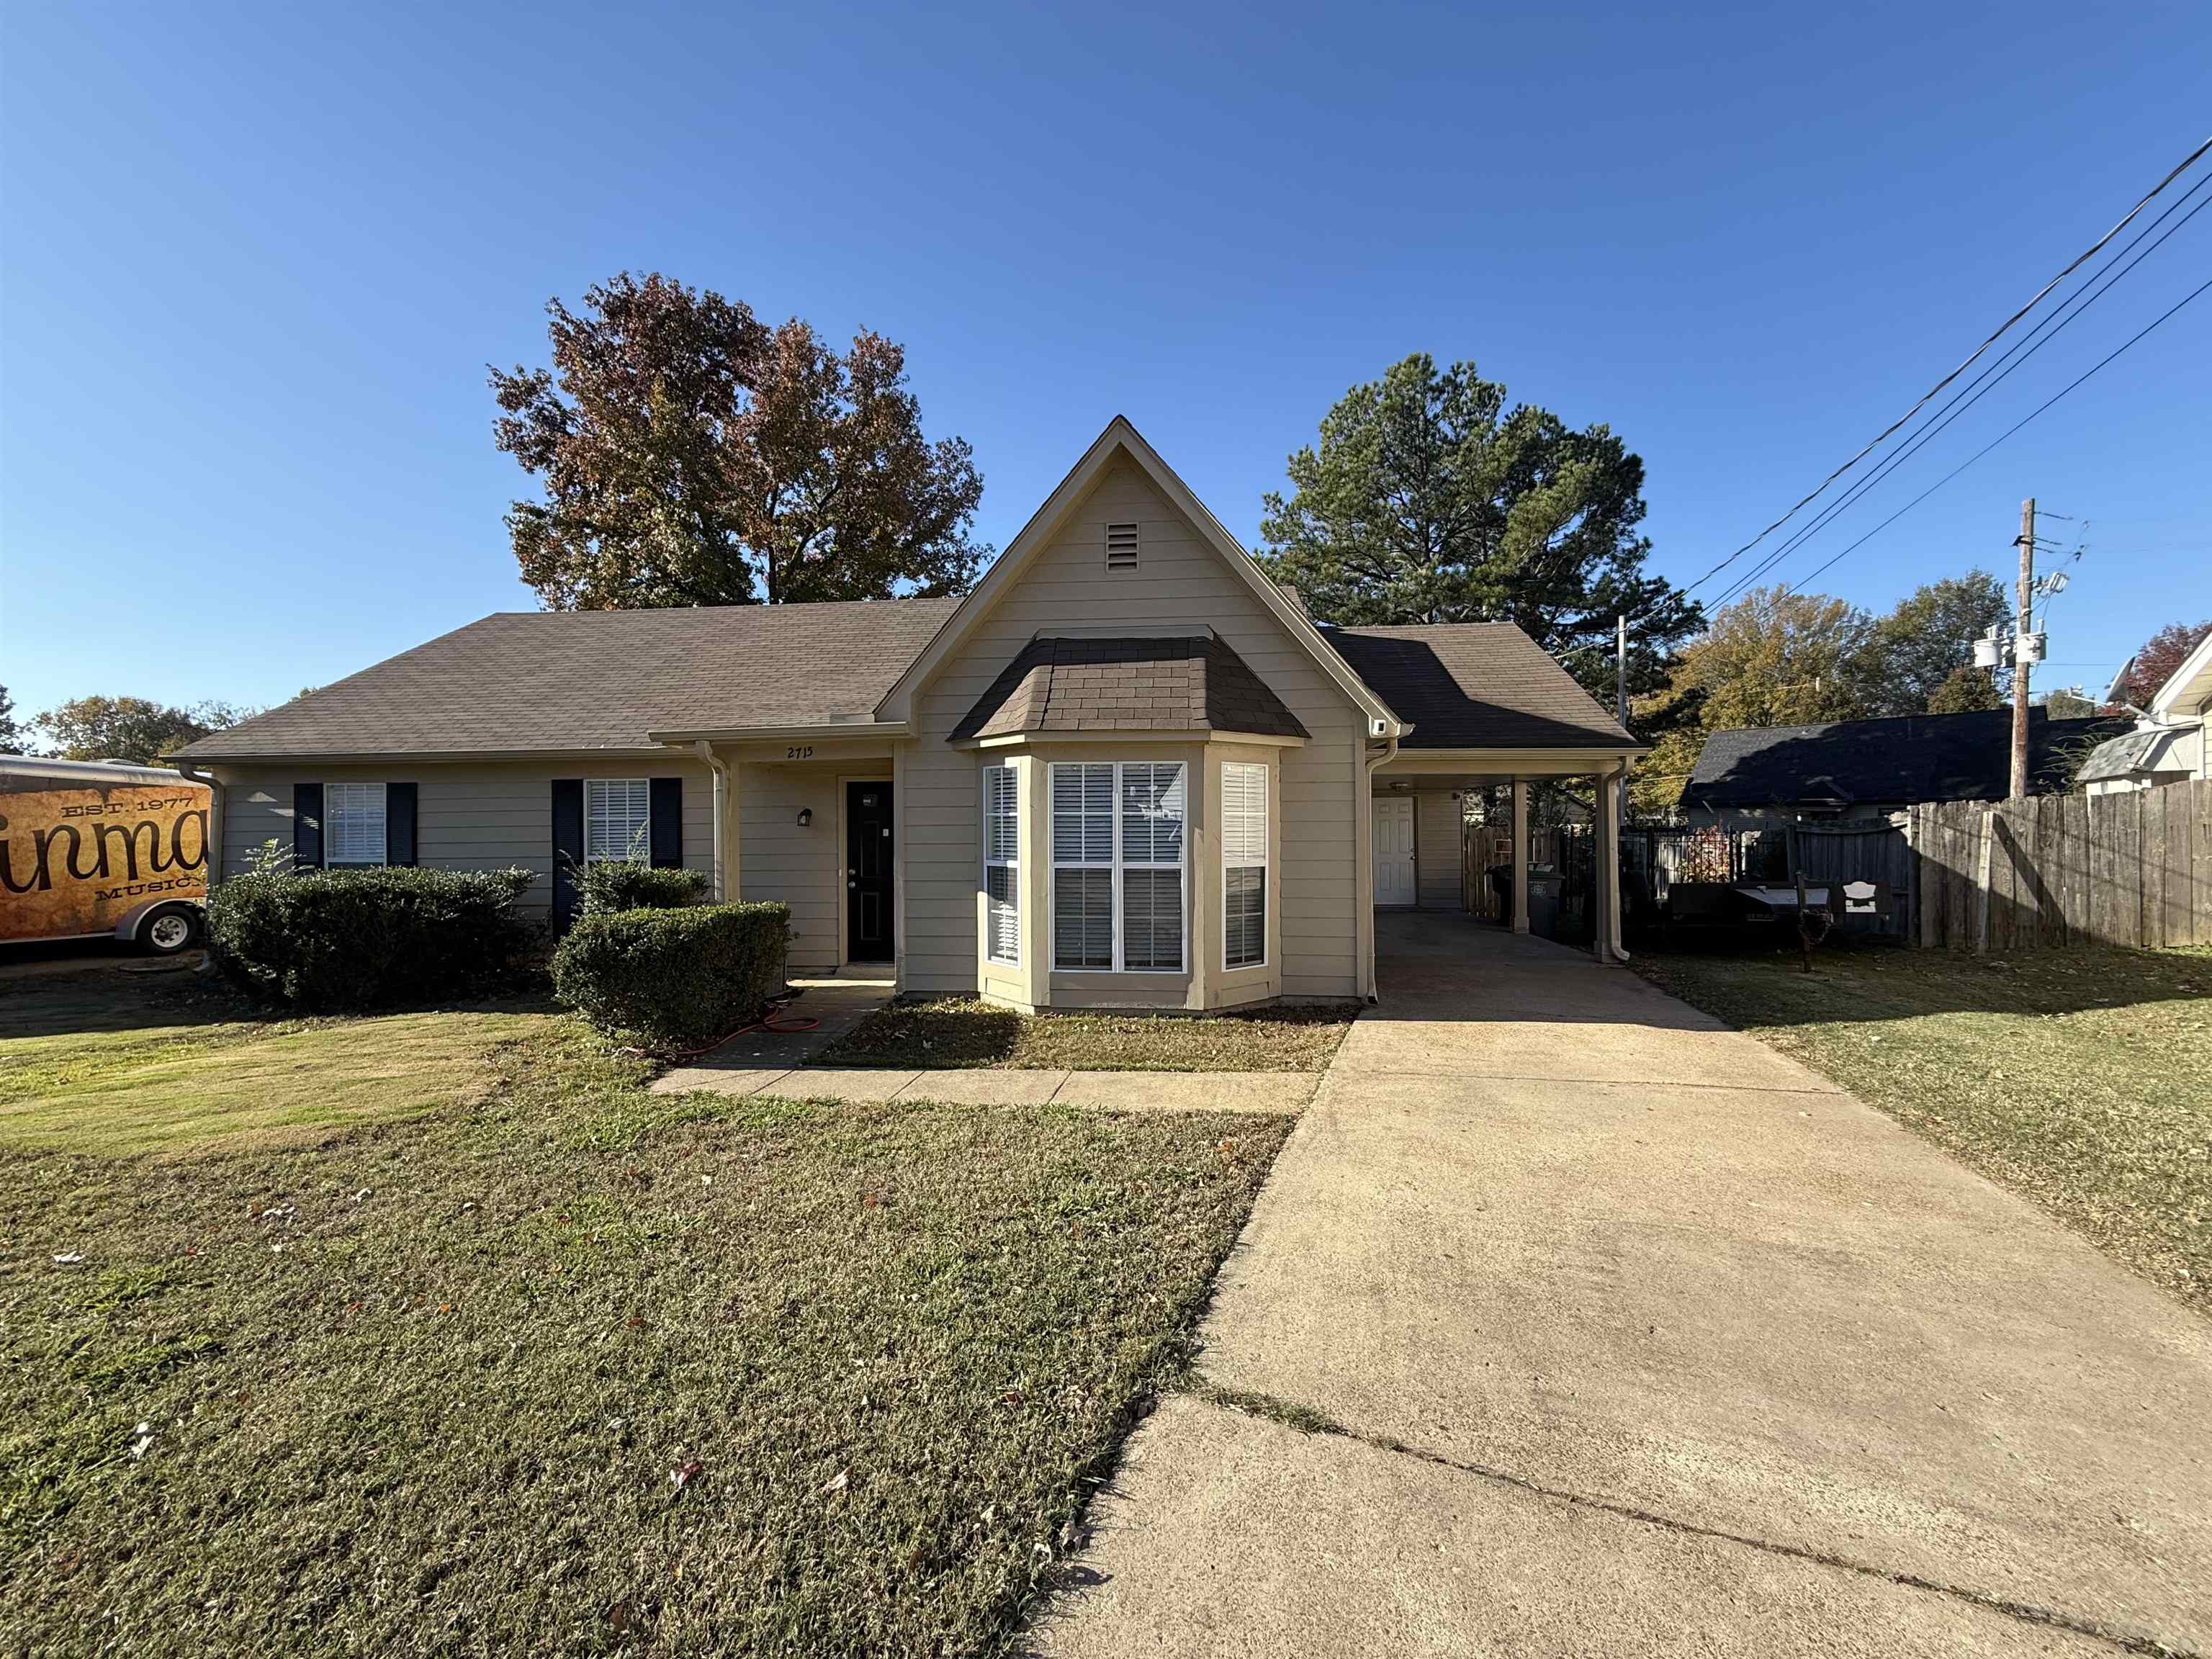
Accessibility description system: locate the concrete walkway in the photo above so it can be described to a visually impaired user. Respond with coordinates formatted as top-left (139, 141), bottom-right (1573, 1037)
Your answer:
top-left (1035, 912), bottom-right (2212, 1658)
top-left (652, 979), bottom-right (1318, 1113)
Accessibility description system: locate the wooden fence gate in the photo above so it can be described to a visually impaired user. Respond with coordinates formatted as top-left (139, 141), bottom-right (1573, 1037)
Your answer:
top-left (1910, 778), bottom-right (2212, 951)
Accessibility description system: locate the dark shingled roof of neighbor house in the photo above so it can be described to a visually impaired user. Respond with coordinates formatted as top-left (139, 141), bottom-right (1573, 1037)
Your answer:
top-left (1686, 706), bottom-right (2130, 808)
top-left (174, 598), bottom-right (963, 760)
top-left (951, 635), bottom-right (1310, 742)
top-left (1326, 624), bottom-right (1637, 748)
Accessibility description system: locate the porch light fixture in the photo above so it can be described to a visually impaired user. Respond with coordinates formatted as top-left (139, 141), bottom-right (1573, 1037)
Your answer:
top-left (796, 807), bottom-right (812, 827)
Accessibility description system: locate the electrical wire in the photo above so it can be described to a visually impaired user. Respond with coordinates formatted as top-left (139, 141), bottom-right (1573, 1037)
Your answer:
top-left (1705, 176), bottom-right (2212, 608)
top-left (1678, 133), bottom-right (2212, 596)
top-left (1775, 274), bottom-right (2212, 597)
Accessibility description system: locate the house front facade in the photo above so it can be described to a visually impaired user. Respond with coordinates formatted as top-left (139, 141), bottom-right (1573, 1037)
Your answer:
top-left (175, 419), bottom-right (1640, 1007)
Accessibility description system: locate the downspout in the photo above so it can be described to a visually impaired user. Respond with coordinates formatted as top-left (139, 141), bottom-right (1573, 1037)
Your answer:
top-left (1362, 729), bottom-right (1400, 1000)
top-left (172, 763), bottom-right (225, 887)
top-left (693, 740), bottom-right (731, 902)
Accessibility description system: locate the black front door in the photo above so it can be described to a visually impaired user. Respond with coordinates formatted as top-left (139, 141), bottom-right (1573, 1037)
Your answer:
top-left (847, 781), bottom-right (894, 961)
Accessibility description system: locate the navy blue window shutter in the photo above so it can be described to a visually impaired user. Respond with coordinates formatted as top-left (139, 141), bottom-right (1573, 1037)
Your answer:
top-left (386, 782), bottom-right (418, 867)
top-left (649, 776), bottom-right (683, 869)
top-left (552, 779), bottom-right (585, 927)
top-left (292, 783), bottom-right (323, 869)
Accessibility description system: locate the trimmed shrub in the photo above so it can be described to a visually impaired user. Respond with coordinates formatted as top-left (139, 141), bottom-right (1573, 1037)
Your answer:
top-left (207, 859), bottom-right (537, 1011)
top-left (551, 902), bottom-right (789, 1050)
top-left (579, 860), bottom-right (709, 914)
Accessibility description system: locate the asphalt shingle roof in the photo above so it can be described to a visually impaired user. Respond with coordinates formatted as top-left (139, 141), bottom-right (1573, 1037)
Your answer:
top-left (1325, 624), bottom-right (1636, 749)
top-left (174, 598), bottom-right (961, 760)
top-left (951, 635), bottom-right (1309, 742)
top-left (1685, 707), bottom-right (2130, 808)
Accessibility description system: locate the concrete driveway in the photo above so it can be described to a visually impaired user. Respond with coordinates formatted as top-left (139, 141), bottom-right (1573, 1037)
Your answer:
top-left (1035, 912), bottom-right (2212, 1657)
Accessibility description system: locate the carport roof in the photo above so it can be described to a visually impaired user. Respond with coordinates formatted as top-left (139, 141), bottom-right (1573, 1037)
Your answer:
top-left (1328, 624), bottom-right (1637, 749)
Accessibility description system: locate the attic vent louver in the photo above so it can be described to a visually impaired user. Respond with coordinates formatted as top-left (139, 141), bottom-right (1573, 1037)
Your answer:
top-left (1106, 522), bottom-right (1138, 571)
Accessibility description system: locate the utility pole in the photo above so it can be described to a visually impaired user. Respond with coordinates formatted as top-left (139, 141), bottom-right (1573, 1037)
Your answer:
top-left (2010, 498), bottom-right (2035, 799)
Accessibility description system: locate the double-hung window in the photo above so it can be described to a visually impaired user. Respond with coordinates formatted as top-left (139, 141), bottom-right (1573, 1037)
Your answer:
top-left (323, 782), bottom-right (387, 867)
top-left (1049, 761), bottom-right (1186, 972)
top-left (982, 765), bottom-right (1020, 965)
top-left (1222, 762), bottom-right (1268, 969)
top-left (585, 778), bottom-right (651, 864)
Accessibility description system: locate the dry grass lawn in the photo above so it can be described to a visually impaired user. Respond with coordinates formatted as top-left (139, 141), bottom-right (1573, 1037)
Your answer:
top-left (0, 969), bottom-right (1292, 1656)
top-left (814, 998), bottom-right (1360, 1073)
top-left (1635, 941), bottom-right (2212, 1315)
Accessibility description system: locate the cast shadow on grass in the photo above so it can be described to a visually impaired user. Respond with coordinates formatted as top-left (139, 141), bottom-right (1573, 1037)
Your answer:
top-left (815, 1000), bottom-right (1026, 1067)
top-left (1635, 935), bottom-right (2211, 1028)
top-left (0, 961), bottom-right (562, 1046)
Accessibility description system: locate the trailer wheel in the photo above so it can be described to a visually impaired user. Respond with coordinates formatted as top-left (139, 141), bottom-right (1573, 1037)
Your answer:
top-left (140, 905), bottom-right (200, 956)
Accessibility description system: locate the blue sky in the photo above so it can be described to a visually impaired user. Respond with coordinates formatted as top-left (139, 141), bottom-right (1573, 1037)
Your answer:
top-left (3, 2), bottom-right (2207, 724)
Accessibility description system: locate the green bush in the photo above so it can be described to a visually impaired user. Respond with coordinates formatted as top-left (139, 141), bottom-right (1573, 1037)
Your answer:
top-left (579, 860), bottom-right (709, 914)
top-left (207, 854), bottom-right (537, 1012)
top-left (551, 902), bottom-right (789, 1049)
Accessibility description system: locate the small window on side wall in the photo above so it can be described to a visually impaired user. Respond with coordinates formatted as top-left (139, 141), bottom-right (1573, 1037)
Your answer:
top-left (1223, 762), bottom-right (1267, 970)
top-left (983, 765), bottom-right (1019, 966)
top-left (323, 782), bottom-right (387, 867)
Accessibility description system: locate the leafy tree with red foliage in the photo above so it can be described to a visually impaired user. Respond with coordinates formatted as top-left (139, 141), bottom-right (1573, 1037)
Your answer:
top-left (2115, 619), bottom-right (2212, 707)
top-left (491, 273), bottom-right (987, 609)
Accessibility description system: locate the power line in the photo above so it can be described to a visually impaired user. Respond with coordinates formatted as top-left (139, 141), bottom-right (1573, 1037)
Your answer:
top-left (1705, 176), bottom-right (2212, 608)
top-left (1681, 132), bottom-right (2212, 597)
top-left (1776, 273), bottom-right (2212, 598)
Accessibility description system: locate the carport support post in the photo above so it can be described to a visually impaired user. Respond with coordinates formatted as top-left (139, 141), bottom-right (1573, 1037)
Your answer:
top-left (1596, 768), bottom-right (1622, 963)
top-left (1511, 781), bottom-right (1531, 934)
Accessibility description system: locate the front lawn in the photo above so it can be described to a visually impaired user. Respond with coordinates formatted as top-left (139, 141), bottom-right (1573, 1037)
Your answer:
top-left (1634, 942), bottom-right (2212, 1315)
top-left (0, 975), bottom-right (1291, 1656)
top-left (812, 997), bottom-right (1360, 1073)
top-left (0, 972), bottom-right (538, 1156)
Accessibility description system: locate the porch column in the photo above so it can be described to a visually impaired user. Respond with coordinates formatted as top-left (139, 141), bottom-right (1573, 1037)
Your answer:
top-left (1511, 780), bottom-right (1530, 934)
top-left (1595, 766), bottom-right (1621, 963)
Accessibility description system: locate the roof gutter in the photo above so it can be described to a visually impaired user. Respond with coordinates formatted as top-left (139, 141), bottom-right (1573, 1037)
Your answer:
top-left (647, 721), bottom-right (911, 746)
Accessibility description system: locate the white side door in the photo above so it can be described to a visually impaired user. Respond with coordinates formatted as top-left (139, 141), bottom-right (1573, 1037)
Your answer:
top-left (1373, 796), bottom-right (1416, 908)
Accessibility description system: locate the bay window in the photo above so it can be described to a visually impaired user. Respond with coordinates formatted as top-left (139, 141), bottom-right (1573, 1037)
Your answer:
top-left (1050, 760), bottom-right (1186, 972)
top-left (1222, 762), bottom-right (1268, 969)
top-left (983, 764), bottom-right (1019, 965)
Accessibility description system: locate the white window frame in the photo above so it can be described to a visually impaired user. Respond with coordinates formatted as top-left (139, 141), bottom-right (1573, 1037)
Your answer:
top-left (1221, 760), bottom-right (1269, 971)
top-left (1047, 760), bottom-right (1188, 974)
top-left (585, 777), bottom-right (652, 865)
top-left (322, 781), bottom-right (387, 868)
top-left (981, 764), bottom-right (1019, 966)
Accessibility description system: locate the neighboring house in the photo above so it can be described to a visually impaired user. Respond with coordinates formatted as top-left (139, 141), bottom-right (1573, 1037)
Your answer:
top-left (2079, 628), bottom-right (2212, 795)
top-left (1682, 706), bottom-right (2127, 824)
top-left (172, 418), bottom-right (1640, 1009)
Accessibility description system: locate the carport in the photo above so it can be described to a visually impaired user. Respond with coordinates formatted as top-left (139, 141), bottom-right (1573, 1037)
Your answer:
top-left (1330, 625), bottom-right (1643, 990)
top-left (1367, 747), bottom-right (1640, 977)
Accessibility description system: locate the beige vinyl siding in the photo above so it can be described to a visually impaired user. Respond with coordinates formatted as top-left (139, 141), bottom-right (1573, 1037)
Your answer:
top-left (1416, 791), bottom-right (1462, 909)
top-left (734, 762), bottom-right (844, 972)
top-left (902, 454), bottom-right (1367, 1000)
top-left (213, 757), bottom-right (715, 918)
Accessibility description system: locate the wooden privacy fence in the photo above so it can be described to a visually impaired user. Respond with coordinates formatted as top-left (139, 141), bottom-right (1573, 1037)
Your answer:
top-left (1910, 778), bottom-right (2212, 951)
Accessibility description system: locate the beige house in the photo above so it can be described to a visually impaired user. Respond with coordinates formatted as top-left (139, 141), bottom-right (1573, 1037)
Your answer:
top-left (174, 419), bottom-right (1641, 1007)
top-left (2080, 626), bottom-right (2212, 795)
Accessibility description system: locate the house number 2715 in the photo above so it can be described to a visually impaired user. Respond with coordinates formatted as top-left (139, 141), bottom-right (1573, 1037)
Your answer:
top-left (786, 745), bottom-right (814, 760)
